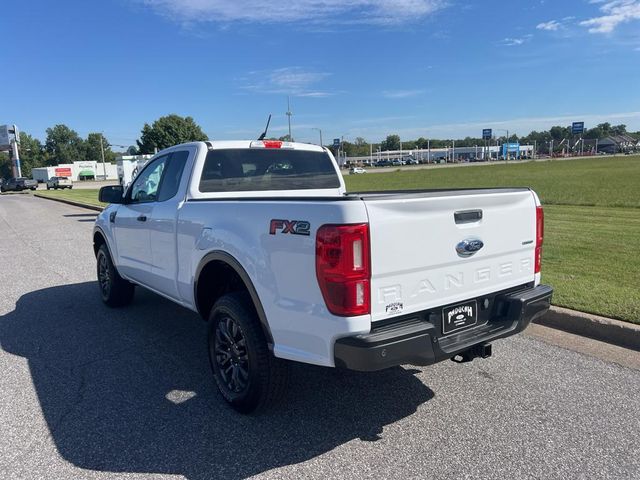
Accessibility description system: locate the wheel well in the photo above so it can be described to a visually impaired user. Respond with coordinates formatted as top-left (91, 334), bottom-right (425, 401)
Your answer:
top-left (93, 231), bottom-right (107, 257)
top-left (195, 260), bottom-right (249, 321)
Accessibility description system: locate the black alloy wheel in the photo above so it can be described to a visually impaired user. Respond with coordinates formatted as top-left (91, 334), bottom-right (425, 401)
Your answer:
top-left (214, 315), bottom-right (250, 394)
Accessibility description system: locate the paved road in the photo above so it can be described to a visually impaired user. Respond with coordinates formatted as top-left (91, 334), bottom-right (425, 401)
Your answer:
top-left (1, 195), bottom-right (639, 480)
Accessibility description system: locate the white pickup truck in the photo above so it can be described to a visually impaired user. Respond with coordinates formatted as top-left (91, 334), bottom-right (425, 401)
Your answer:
top-left (94, 140), bottom-right (552, 412)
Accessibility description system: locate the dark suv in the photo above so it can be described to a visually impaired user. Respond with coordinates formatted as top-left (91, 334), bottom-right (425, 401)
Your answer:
top-left (0, 177), bottom-right (38, 192)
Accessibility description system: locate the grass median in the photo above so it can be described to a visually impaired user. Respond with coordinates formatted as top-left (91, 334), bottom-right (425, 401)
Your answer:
top-left (36, 188), bottom-right (105, 208)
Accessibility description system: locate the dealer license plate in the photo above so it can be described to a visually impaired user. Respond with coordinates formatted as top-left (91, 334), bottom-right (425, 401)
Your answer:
top-left (442, 301), bottom-right (478, 335)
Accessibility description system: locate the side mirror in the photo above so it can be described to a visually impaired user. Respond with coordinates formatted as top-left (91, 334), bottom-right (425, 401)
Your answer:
top-left (99, 185), bottom-right (125, 204)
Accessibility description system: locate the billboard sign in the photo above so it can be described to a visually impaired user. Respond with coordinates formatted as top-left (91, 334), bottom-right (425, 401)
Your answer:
top-left (482, 128), bottom-right (492, 140)
top-left (572, 122), bottom-right (584, 135)
top-left (0, 125), bottom-right (11, 149)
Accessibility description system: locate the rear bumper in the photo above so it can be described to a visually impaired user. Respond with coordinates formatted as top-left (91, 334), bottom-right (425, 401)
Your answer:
top-left (334, 284), bottom-right (553, 371)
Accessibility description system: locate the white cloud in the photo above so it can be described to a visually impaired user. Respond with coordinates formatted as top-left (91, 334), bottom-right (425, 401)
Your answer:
top-left (580, 0), bottom-right (640, 33)
top-left (536, 20), bottom-right (562, 31)
top-left (139, 0), bottom-right (445, 25)
top-left (382, 89), bottom-right (426, 99)
top-left (240, 67), bottom-right (333, 97)
top-left (500, 35), bottom-right (532, 46)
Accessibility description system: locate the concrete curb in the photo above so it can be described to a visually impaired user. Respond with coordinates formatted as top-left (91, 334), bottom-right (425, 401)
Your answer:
top-left (30, 192), bottom-right (640, 352)
top-left (33, 193), bottom-right (104, 212)
top-left (535, 306), bottom-right (640, 351)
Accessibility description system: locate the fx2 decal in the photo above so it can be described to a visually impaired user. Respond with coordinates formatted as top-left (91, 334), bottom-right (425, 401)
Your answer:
top-left (269, 219), bottom-right (311, 236)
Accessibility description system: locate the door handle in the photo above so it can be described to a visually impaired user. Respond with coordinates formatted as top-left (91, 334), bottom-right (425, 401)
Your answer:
top-left (137, 215), bottom-right (147, 222)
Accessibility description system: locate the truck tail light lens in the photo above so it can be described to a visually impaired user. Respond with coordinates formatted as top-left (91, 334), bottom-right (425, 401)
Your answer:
top-left (316, 224), bottom-right (370, 316)
top-left (535, 206), bottom-right (544, 273)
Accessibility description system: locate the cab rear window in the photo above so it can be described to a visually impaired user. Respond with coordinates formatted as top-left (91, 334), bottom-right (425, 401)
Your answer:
top-left (199, 149), bottom-right (340, 192)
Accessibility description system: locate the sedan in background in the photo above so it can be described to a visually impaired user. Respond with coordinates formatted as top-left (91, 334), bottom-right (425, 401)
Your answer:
top-left (46, 177), bottom-right (73, 190)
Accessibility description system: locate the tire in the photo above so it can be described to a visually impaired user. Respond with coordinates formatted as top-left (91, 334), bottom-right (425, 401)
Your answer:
top-left (208, 292), bottom-right (289, 413)
top-left (69, 186), bottom-right (73, 189)
top-left (96, 244), bottom-right (135, 307)
top-left (46, 186), bottom-right (50, 190)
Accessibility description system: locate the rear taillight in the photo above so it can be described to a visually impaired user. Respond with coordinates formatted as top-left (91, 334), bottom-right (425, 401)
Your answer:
top-left (535, 206), bottom-right (544, 273)
top-left (249, 140), bottom-right (293, 149)
top-left (316, 224), bottom-right (370, 316)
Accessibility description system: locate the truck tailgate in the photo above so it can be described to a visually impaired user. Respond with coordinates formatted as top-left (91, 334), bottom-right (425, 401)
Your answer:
top-left (361, 189), bottom-right (537, 322)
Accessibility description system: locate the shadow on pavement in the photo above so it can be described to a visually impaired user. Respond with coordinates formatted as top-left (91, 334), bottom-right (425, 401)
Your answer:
top-left (0, 282), bottom-right (434, 480)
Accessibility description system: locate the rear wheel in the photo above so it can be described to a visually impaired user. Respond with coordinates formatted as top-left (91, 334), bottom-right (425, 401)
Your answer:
top-left (96, 244), bottom-right (135, 307)
top-left (208, 293), bottom-right (288, 413)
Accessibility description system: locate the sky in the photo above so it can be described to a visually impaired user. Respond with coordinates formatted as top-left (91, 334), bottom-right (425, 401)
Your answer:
top-left (3, 0), bottom-right (640, 148)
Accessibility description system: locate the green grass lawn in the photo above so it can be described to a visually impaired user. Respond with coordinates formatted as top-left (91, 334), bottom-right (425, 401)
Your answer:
top-left (346, 156), bottom-right (640, 208)
top-left (36, 188), bottom-right (105, 208)
top-left (345, 156), bottom-right (640, 323)
top-left (32, 156), bottom-right (640, 322)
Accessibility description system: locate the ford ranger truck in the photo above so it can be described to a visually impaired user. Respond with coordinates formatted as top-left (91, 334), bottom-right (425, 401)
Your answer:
top-left (93, 140), bottom-right (553, 413)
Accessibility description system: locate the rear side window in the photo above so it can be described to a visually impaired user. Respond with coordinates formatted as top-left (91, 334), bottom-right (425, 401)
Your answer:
top-left (157, 150), bottom-right (189, 202)
top-left (199, 149), bottom-right (340, 192)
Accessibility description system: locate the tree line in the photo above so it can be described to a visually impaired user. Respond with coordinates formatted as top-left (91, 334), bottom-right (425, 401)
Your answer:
top-left (0, 114), bottom-right (207, 179)
top-left (338, 123), bottom-right (637, 157)
top-left (2, 116), bottom-right (636, 179)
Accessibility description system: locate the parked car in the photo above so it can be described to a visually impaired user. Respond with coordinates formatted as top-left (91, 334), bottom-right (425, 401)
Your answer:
top-left (349, 167), bottom-right (367, 174)
top-left (94, 140), bottom-right (552, 413)
top-left (46, 176), bottom-right (73, 190)
top-left (375, 160), bottom-right (392, 167)
top-left (392, 159), bottom-right (402, 166)
top-left (1, 177), bottom-right (38, 192)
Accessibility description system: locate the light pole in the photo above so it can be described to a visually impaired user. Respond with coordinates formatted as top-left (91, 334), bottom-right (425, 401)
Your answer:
top-left (493, 128), bottom-right (509, 160)
top-left (311, 128), bottom-right (323, 147)
top-left (286, 96), bottom-right (293, 141)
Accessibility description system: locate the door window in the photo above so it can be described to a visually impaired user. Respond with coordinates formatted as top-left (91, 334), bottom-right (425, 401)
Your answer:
top-left (129, 155), bottom-right (169, 203)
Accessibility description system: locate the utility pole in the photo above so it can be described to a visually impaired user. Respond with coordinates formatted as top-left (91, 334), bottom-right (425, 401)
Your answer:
top-left (427, 138), bottom-right (430, 163)
top-left (286, 96), bottom-right (293, 141)
top-left (100, 133), bottom-right (107, 179)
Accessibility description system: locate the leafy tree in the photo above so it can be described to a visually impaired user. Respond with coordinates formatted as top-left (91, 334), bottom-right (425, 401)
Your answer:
top-left (137, 114), bottom-right (208, 154)
top-left (16, 132), bottom-right (47, 177)
top-left (278, 134), bottom-right (293, 142)
top-left (381, 134), bottom-right (400, 151)
top-left (45, 124), bottom-right (84, 165)
top-left (0, 152), bottom-right (11, 179)
top-left (84, 133), bottom-right (115, 164)
top-left (610, 124), bottom-right (627, 136)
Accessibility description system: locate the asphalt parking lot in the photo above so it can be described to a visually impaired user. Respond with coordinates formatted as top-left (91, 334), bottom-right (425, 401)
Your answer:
top-left (1, 194), bottom-right (639, 480)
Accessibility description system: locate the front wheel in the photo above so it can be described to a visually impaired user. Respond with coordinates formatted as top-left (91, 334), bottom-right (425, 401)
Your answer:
top-left (208, 293), bottom-right (289, 413)
top-left (96, 244), bottom-right (135, 307)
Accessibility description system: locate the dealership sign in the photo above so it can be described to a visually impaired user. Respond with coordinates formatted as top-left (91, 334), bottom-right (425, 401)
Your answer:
top-left (572, 122), bottom-right (584, 135)
top-left (55, 167), bottom-right (73, 178)
top-left (482, 129), bottom-right (492, 140)
top-left (0, 125), bottom-right (11, 150)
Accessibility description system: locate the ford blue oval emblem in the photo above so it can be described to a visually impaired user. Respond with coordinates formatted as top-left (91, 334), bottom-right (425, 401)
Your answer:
top-left (456, 238), bottom-right (484, 257)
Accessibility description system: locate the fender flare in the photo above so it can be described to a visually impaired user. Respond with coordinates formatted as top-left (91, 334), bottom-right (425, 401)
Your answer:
top-left (194, 251), bottom-right (273, 345)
